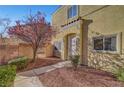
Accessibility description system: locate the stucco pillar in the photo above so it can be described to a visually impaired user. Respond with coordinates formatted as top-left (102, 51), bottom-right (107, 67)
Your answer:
top-left (80, 19), bottom-right (93, 65)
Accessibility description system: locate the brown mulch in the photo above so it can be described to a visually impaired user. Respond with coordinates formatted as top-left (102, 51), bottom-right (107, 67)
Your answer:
top-left (18, 57), bottom-right (63, 72)
top-left (39, 67), bottom-right (124, 87)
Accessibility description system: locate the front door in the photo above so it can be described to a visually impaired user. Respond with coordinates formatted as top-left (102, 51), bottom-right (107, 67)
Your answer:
top-left (68, 35), bottom-right (77, 57)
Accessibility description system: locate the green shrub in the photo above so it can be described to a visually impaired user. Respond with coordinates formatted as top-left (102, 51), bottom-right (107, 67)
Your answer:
top-left (9, 56), bottom-right (29, 70)
top-left (113, 68), bottom-right (124, 82)
top-left (70, 55), bottom-right (80, 70)
top-left (0, 65), bottom-right (16, 87)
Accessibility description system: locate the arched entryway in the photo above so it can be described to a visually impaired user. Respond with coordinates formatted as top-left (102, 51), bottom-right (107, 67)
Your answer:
top-left (63, 33), bottom-right (80, 60)
top-left (63, 19), bottom-right (92, 65)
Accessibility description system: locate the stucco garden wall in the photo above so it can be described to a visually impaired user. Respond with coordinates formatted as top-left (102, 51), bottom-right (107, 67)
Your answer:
top-left (0, 45), bottom-right (19, 63)
top-left (18, 44), bottom-right (33, 58)
top-left (0, 43), bottom-right (53, 64)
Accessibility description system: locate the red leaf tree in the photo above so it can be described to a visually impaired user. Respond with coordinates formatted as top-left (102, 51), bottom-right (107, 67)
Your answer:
top-left (8, 12), bottom-right (56, 62)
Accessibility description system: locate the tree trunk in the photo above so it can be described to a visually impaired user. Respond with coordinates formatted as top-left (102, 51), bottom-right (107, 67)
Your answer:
top-left (32, 49), bottom-right (37, 62)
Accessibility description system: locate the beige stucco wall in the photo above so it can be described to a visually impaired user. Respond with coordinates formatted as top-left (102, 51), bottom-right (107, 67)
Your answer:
top-left (79, 5), bottom-right (104, 17)
top-left (52, 5), bottom-right (79, 30)
top-left (52, 5), bottom-right (124, 72)
top-left (80, 5), bottom-right (124, 72)
top-left (52, 20), bottom-right (81, 60)
top-left (52, 5), bottom-right (124, 46)
top-left (52, 6), bottom-right (67, 30)
top-left (80, 6), bottom-right (124, 52)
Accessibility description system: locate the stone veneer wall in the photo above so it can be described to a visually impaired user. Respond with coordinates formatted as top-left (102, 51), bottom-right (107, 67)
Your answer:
top-left (87, 36), bottom-right (124, 72)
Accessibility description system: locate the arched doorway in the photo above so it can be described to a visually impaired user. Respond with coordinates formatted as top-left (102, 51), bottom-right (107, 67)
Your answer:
top-left (63, 33), bottom-right (80, 60)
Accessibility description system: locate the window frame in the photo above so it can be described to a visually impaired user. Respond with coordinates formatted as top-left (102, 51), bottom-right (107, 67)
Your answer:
top-left (92, 34), bottom-right (118, 53)
top-left (104, 36), bottom-right (117, 51)
top-left (93, 36), bottom-right (104, 51)
top-left (67, 5), bottom-right (78, 19)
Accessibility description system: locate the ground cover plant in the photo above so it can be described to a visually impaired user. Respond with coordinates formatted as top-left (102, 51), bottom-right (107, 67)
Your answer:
top-left (0, 65), bottom-right (16, 87)
top-left (9, 56), bottom-right (29, 70)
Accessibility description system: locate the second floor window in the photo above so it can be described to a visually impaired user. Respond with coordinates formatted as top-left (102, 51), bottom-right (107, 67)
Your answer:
top-left (68, 5), bottom-right (78, 19)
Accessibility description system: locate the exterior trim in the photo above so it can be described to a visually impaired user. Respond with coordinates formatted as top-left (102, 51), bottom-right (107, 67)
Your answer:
top-left (92, 33), bottom-right (121, 54)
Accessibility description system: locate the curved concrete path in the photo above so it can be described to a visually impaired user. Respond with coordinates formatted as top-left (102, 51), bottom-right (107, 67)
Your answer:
top-left (14, 61), bottom-right (71, 87)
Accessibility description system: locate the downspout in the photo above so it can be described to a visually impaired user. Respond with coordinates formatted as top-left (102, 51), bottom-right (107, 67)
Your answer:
top-left (120, 32), bottom-right (123, 55)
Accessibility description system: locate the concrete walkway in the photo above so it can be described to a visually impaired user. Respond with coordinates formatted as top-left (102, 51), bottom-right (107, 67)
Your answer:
top-left (14, 61), bottom-right (71, 87)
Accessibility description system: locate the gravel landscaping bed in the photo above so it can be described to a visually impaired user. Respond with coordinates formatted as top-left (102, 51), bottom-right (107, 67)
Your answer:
top-left (39, 67), bottom-right (124, 87)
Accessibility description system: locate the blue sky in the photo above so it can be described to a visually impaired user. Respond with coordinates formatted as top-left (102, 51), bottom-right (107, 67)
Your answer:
top-left (0, 5), bottom-right (59, 26)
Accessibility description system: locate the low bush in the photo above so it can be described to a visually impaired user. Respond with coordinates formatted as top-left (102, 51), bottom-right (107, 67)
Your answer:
top-left (0, 65), bottom-right (16, 87)
top-left (9, 56), bottom-right (29, 70)
top-left (113, 68), bottom-right (124, 82)
top-left (70, 55), bottom-right (80, 70)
